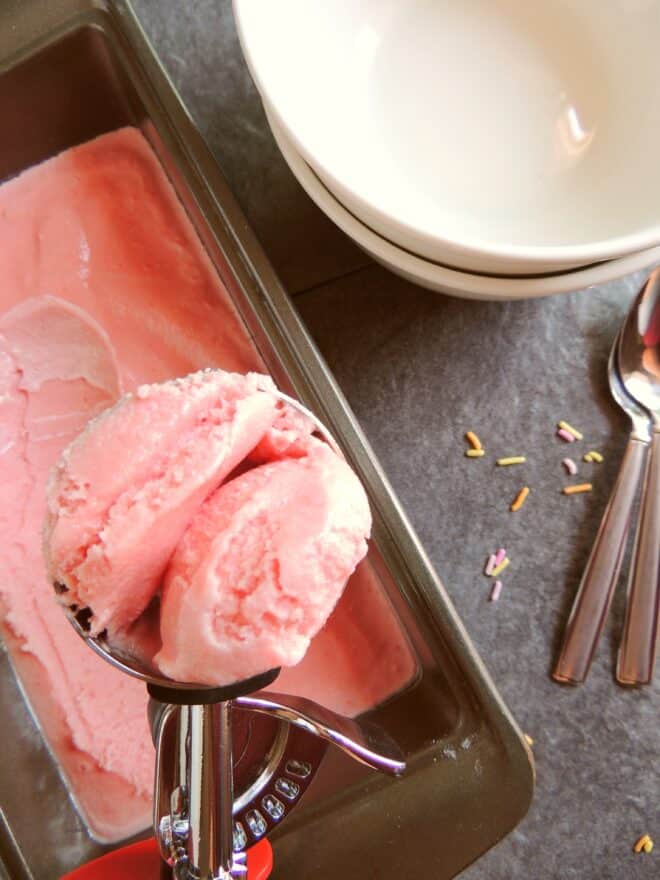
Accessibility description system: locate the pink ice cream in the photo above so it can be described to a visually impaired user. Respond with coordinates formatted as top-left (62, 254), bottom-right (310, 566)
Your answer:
top-left (0, 127), bottom-right (416, 842)
top-left (45, 365), bottom-right (371, 687)
top-left (0, 296), bottom-right (153, 840)
top-left (249, 401), bottom-right (316, 464)
top-left (45, 369), bottom-right (278, 635)
top-left (157, 441), bottom-right (371, 684)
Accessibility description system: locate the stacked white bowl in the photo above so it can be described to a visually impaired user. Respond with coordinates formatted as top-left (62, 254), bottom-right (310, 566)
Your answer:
top-left (234, 0), bottom-right (660, 299)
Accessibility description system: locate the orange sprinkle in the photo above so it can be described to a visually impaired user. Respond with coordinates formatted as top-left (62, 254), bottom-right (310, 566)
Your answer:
top-left (562, 483), bottom-right (593, 496)
top-left (634, 834), bottom-right (652, 854)
top-left (510, 486), bottom-right (530, 512)
top-left (465, 430), bottom-right (483, 451)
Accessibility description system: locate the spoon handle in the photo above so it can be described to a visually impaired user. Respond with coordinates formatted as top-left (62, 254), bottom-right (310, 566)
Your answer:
top-left (617, 428), bottom-right (660, 685)
top-left (553, 434), bottom-right (648, 684)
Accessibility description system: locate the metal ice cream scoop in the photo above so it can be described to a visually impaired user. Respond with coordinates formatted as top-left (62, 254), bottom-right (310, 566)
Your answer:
top-left (58, 389), bottom-right (405, 880)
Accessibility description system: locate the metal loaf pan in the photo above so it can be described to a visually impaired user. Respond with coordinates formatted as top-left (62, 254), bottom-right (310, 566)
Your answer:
top-left (0, 2), bottom-right (534, 877)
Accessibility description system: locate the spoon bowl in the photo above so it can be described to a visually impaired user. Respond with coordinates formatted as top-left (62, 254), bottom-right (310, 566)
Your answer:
top-left (618, 268), bottom-right (660, 422)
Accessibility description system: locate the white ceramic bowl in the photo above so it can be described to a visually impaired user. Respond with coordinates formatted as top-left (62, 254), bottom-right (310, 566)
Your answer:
top-left (235, 0), bottom-right (660, 275)
top-left (266, 106), bottom-right (660, 300)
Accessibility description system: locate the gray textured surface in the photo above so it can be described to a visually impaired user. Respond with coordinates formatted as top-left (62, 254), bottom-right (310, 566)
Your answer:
top-left (132, 2), bottom-right (658, 877)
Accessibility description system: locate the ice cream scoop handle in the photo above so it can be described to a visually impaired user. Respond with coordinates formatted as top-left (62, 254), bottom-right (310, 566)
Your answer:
top-left (187, 701), bottom-right (235, 878)
top-left (237, 691), bottom-right (405, 775)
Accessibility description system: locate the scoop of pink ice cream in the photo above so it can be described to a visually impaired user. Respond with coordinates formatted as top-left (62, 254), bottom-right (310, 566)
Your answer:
top-left (44, 369), bottom-right (278, 635)
top-left (155, 441), bottom-right (372, 685)
top-left (248, 400), bottom-right (316, 464)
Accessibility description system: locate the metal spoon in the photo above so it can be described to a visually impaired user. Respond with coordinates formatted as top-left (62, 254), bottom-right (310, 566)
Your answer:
top-left (616, 268), bottom-right (660, 685)
top-left (553, 341), bottom-right (651, 684)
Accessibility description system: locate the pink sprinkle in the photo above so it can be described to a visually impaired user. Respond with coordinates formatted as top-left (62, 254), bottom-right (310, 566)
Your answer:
top-left (494, 547), bottom-right (507, 566)
top-left (484, 554), bottom-right (497, 576)
top-left (557, 428), bottom-right (575, 443)
top-left (562, 457), bottom-right (578, 476)
top-left (490, 580), bottom-right (503, 602)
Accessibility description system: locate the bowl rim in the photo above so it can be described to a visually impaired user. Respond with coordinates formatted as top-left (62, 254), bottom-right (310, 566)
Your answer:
top-left (265, 102), bottom-right (660, 299)
top-left (234, 0), bottom-right (660, 269)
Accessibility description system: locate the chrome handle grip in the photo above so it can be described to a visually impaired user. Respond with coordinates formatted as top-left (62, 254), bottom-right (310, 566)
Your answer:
top-left (187, 702), bottom-right (237, 879)
top-left (154, 702), bottom-right (243, 880)
top-left (151, 691), bottom-right (406, 878)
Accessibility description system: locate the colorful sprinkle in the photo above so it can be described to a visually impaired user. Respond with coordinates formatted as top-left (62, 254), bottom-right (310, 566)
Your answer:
top-left (510, 486), bottom-right (530, 512)
top-left (557, 420), bottom-right (583, 440)
top-left (562, 458), bottom-right (578, 475)
top-left (524, 734), bottom-right (534, 747)
top-left (496, 456), bottom-right (526, 466)
top-left (465, 448), bottom-right (485, 458)
top-left (465, 431), bottom-right (483, 451)
top-left (557, 428), bottom-right (576, 443)
top-left (484, 554), bottom-right (497, 576)
top-left (584, 450), bottom-right (603, 463)
top-left (494, 547), bottom-right (507, 567)
top-left (563, 483), bottom-right (593, 496)
top-left (491, 557), bottom-right (510, 578)
top-left (634, 834), bottom-right (653, 854)
top-left (489, 580), bottom-right (503, 602)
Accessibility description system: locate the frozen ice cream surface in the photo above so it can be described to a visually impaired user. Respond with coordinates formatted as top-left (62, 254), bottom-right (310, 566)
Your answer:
top-left (0, 126), bottom-right (265, 839)
top-left (157, 441), bottom-right (372, 684)
top-left (0, 126), bottom-right (417, 841)
top-left (45, 369), bottom-right (278, 635)
top-left (0, 296), bottom-right (153, 840)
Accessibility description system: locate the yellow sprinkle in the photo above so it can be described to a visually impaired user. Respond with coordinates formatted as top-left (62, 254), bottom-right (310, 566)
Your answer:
top-left (491, 557), bottom-right (510, 577)
top-left (510, 486), bottom-right (530, 512)
top-left (524, 734), bottom-right (534, 747)
top-left (465, 449), bottom-right (485, 458)
top-left (643, 839), bottom-right (654, 854)
top-left (465, 431), bottom-right (482, 451)
top-left (583, 453), bottom-right (593, 463)
top-left (634, 834), bottom-right (652, 854)
top-left (496, 456), bottom-right (526, 467)
top-left (558, 420), bottom-right (583, 440)
top-left (585, 450), bottom-right (603, 463)
top-left (562, 483), bottom-right (593, 495)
